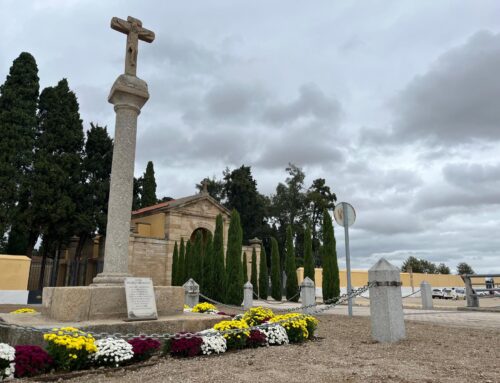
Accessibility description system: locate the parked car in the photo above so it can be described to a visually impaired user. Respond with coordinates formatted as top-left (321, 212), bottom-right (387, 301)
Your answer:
top-left (441, 288), bottom-right (453, 300)
top-left (432, 288), bottom-right (443, 299)
top-left (451, 287), bottom-right (466, 300)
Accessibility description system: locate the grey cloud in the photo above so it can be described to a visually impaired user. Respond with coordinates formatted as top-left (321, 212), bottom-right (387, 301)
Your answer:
top-left (443, 162), bottom-right (500, 188)
top-left (391, 30), bottom-right (500, 145)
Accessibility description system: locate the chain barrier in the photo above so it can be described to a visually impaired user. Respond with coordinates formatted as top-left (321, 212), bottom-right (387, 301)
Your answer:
top-left (0, 284), bottom-right (372, 342)
top-left (358, 288), bottom-right (421, 299)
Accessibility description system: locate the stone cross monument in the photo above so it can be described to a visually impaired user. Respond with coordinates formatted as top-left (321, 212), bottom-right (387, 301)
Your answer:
top-left (93, 16), bottom-right (155, 285)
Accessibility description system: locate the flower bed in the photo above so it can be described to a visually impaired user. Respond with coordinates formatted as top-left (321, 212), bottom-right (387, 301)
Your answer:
top-left (10, 308), bottom-right (37, 314)
top-left (1, 306), bottom-right (318, 379)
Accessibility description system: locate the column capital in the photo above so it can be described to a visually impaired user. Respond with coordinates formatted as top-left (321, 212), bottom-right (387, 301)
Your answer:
top-left (108, 74), bottom-right (150, 110)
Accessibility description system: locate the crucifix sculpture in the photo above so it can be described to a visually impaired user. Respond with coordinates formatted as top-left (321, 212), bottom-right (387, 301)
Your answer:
top-left (111, 16), bottom-right (155, 76)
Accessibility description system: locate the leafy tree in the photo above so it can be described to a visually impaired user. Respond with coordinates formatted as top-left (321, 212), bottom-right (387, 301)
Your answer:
top-left (0, 52), bottom-right (39, 250)
top-left (31, 79), bottom-right (84, 286)
top-left (258, 245), bottom-right (269, 299)
top-left (303, 223), bottom-right (315, 282)
top-left (284, 225), bottom-right (299, 302)
top-left (270, 237), bottom-right (282, 301)
top-left (251, 247), bottom-right (258, 294)
top-left (225, 210), bottom-right (243, 305)
top-left (322, 209), bottom-right (340, 302)
top-left (177, 238), bottom-right (186, 285)
top-left (141, 161), bottom-right (157, 207)
top-left (196, 176), bottom-right (226, 202)
top-left (457, 262), bottom-right (475, 275)
top-left (171, 241), bottom-right (179, 286)
top-left (212, 214), bottom-right (226, 301)
top-left (223, 166), bottom-right (267, 242)
top-left (201, 231), bottom-right (213, 296)
top-left (184, 240), bottom-right (192, 281)
top-left (132, 177), bottom-right (142, 211)
top-left (436, 263), bottom-right (450, 275)
top-left (192, 231), bottom-right (203, 284)
top-left (242, 252), bottom-right (248, 282)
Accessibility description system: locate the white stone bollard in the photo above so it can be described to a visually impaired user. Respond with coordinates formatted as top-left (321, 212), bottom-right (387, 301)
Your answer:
top-left (243, 281), bottom-right (253, 311)
top-left (368, 258), bottom-right (406, 343)
top-left (420, 281), bottom-right (433, 310)
top-left (300, 277), bottom-right (316, 314)
top-left (183, 279), bottom-right (199, 308)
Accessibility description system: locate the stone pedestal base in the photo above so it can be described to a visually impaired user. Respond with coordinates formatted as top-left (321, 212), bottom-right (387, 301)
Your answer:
top-left (42, 285), bottom-right (183, 322)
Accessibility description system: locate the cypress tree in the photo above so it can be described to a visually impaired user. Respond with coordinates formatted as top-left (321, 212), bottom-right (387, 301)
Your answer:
top-left (141, 161), bottom-right (157, 207)
top-left (192, 231), bottom-right (203, 285)
top-left (177, 238), bottom-right (185, 284)
top-left (322, 209), bottom-right (340, 302)
top-left (258, 245), bottom-right (269, 299)
top-left (285, 225), bottom-right (299, 302)
top-left (0, 52), bottom-right (39, 247)
top-left (171, 241), bottom-right (179, 286)
top-left (201, 231), bottom-right (213, 296)
top-left (251, 247), bottom-right (258, 295)
top-left (242, 252), bottom-right (248, 282)
top-left (304, 223), bottom-right (315, 282)
top-left (185, 240), bottom-right (192, 281)
top-left (270, 237), bottom-right (282, 301)
top-left (212, 214), bottom-right (226, 302)
top-left (225, 210), bottom-right (243, 305)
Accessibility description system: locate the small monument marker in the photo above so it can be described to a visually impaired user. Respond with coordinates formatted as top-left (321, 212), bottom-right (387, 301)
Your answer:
top-left (124, 277), bottom-right (158, 320)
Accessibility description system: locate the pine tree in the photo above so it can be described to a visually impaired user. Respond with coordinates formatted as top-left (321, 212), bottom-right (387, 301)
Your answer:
top-left (141, 161), bottom-right (157, 207)
top-left (322, 209), bottom-right (340, 302)
top-left (177, 238), bottom-right (186, 284)
top-left (185, 240), bottom-right (192, 281)
top-left (225, 210), bottom-right (243, 305)
top-left (258, 245), bottom-right (269, 299)
top-left (192, 231), bottom-right (203, 285)
top-left (285, 225), bottom-right (299, 302)
top-left (270, 237), bottom-right (282, 301)
top-left (243, 252), bottom-right (248, 282)
top-left (304, 222), bottom-right (315, 282)
top-left (0, 52), bottom-right (39, 248)
top-left (202, 232), bottom-right (214, 296)
top-left (171, 241), bottom-right (179, 286)
top-left (251, 247), bottom-right (258, 295)
top-left (212, 214), bottom-right (226, 302)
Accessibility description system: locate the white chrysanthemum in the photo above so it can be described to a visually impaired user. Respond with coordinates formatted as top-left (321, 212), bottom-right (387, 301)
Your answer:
top-left (0, 343), bottom-right (16, 380)
top-left (199, 329), bottom-right (227, 355)
top-left (260, 324), bottom-right (289, 345)
top-left (91, 338), bottom-right (134, 367)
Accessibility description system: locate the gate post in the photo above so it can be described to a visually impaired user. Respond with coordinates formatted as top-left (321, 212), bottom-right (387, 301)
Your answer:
top-left (243, 281), bottom-right (253, 311)
top-left (183, 279), bottom-right (199, 308)
top-left (368, 258), bottom-right (405, 343)
top-left (300, 277), bottom-right (315, 314)
top-left (420, 281), bottom-right (433, 310)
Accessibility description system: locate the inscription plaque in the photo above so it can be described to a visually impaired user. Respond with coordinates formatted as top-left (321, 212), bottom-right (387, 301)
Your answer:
top-left (124, 277), bottom-right (158, 320)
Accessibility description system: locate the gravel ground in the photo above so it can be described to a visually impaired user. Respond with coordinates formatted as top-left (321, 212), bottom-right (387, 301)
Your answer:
top-left (33, 314), bottom-right (499, 383)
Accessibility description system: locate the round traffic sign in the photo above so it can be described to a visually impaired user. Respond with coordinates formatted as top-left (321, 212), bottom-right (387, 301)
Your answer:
top-left (333, 202), bottom-right (356, 227)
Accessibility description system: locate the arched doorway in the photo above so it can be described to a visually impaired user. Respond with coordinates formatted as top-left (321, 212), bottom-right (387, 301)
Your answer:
top-left (189, 227), bottom-right (211, 244)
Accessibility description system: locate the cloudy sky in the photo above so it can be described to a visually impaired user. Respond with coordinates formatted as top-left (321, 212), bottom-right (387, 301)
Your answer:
top-left (1, 1), bottom-right (499, 273)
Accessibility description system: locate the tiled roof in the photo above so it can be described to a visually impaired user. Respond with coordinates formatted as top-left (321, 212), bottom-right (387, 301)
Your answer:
top-left (131, 200), bottom-right (173, 215)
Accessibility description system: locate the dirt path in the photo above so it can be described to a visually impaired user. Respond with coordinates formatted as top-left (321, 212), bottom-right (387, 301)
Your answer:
top-left (35, 314), bottom-right (498, 383)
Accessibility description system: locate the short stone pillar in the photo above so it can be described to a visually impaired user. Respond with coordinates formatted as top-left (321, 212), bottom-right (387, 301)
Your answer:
top-left (183, 279), bottom-right (199, 308)
top-left (420, 281), bottom-right (433, 309)
top-left (243, 281), bottom-right (253, 311)
top-left (368, 258), bottom-right (406, 343)
top-left (300, 277), bottom-right (315, 314)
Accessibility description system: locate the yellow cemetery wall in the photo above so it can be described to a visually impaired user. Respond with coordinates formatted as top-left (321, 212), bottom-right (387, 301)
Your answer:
top-left (297, 267), bottom-right (465, 288)
top-left (131, 213), bottom-right (165, 238)
top-left (0, 255), bottom-right (32, 290)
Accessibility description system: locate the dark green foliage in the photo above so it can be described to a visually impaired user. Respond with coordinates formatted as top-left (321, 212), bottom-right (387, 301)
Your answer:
top-left (401, 256), bottom-right (451, 274)
top-left (436, 263), bottom-right (450, 274)
top-left (270, 237), bottom-right (282, 301)
top-left (225, 210), bottom-right (243, 305)
top-left (456, 262), bottom-right (474, 275)
top-left (184, 241), bottom-right (192, 281)
top-left (172, 241), bottom-right (179, 286)
top-left (196, 177), bottom-right (225, 202)
top-left (141, 161), bottom-right (157, 207)
top-left (0, 52), bottom-right (39, 245)
top-left (242, 252), bottom-right (248, 282)
top-left (251, 247), bottom-right (258, 295)
top-left (192, 231), bottom-right (203, 285)
top-left (201, 232), bottom-right (213, 296)
top-left (132, 177), bottom-right (142, 211)
top-left (303, 223), bottom-right (315, 282)
top-left (284, 226), bottom-right (299, 302)
top-left (31, 79), bottom-right (84, 252)
top-left (258, 246), bottom-right (268, 299)
top-left (177, 238), bottom-right (186, 284)
top-left (321, 210), bottom-right (339, 302)
top-left (212, 214), bottom-right (226, 301)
